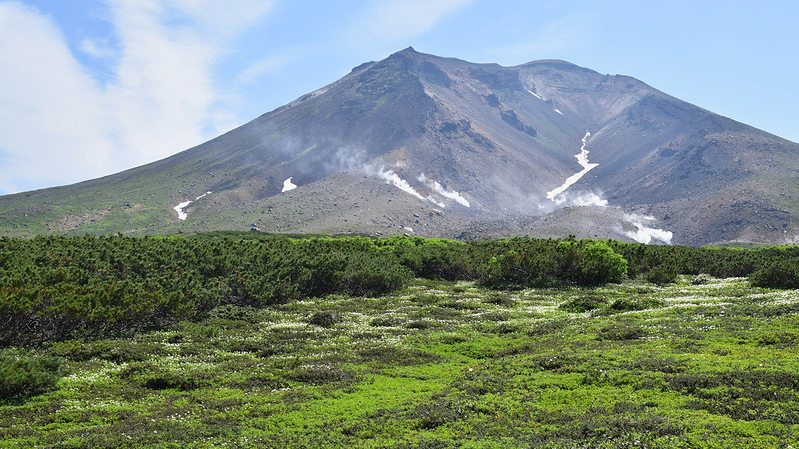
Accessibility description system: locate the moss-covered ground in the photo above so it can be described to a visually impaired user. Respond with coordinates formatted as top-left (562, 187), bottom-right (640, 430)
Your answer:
top-left (2, 276), bottom-right (798, 448)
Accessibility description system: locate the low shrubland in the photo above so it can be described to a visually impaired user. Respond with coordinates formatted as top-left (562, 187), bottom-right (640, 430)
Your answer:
top-left (1, 233), bottom-right (798, 346)
top-left (0, 233), bottom-right (798, 447)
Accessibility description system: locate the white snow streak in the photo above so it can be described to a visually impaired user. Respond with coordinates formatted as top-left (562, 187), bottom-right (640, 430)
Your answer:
top-left (427, 197), bottom-right (446, 208)
top-left (173, 191), bottom-right (211, 221)
top-left (546, 131), bottom-right (597, 202)
top-left (538, 131), bottom-right (674, 244)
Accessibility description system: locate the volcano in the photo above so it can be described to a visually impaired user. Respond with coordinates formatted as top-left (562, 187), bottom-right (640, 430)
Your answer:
top-left (2, 47), bottom-right (798, 246)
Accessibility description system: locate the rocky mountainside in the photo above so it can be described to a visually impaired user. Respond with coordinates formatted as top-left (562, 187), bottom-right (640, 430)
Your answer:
top-left (1, 47), bottom-right (798, 246)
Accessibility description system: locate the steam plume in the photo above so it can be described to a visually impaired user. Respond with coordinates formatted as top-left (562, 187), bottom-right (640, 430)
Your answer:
top-left (617, 213), bottom-right (673, 245)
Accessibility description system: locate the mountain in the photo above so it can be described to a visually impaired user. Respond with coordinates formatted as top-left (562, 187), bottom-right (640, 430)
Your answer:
top-left (1, 47), bottom-right (798, 246)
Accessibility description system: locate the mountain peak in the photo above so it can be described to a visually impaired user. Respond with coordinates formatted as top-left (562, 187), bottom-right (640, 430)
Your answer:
top-left (1, 49), bottom-right (798, 246)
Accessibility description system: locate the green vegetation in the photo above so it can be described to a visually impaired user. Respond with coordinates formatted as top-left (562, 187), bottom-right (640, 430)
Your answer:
top-left (750, 259), bottom-right (799, 289)
top-left (0, 353), bottom-right (62, 401)
top-left (477, 239), bottom-right (628, 289)
top-left (1, 234), bottom-right (798, 447)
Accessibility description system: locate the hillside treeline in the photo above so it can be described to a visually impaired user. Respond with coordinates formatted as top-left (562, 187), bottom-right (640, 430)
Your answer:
top-left (0, 234), bottom-right (797, 345)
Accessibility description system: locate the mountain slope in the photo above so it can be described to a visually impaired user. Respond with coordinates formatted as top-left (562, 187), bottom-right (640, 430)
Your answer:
top-left (1, 47), bottom-right (798, 245)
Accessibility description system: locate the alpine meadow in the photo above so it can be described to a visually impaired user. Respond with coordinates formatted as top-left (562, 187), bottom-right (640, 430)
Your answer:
top-left (1, 233), bottom-right (799, 447)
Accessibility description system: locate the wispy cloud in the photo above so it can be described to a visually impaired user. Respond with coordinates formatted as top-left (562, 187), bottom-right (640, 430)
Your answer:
top-left (79, 37), bottom-right (116, 59)
top-left (489, 8), bottom-right (596, 60)
top-left (236, 56), bottom-right (289, 85)
top-left (102, 0), bottom-right (275, 164)
top-left (0, 1), bottom-right (115, 193)
top-left (0, 0), bottom-right (273, 194)
top-left (354, 0), bottom-right (475, 41)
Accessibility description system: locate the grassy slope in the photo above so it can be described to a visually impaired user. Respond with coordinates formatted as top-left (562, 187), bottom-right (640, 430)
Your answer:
top-left (1, 276), bottom-right (798, 448)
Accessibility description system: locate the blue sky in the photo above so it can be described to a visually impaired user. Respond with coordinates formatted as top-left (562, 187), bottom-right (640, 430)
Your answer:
top-left (0, 0), bottom-right (797, 194)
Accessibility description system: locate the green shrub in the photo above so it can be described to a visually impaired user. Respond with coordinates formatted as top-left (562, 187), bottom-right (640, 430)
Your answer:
top-left (408, 394), bottom-right (472, 430)
top-left (406, 320), bottom-right (435, 330)
top-left (602, 297), bottom-right (664, 314)
top-left (477, 239), bottom-right (627, 289)
top-left (482, 293), bottom-right (515, 307)
top-left (478, 248), bottom-right (559, 289)
top-left (560, 240), bottom-right (628, 286)
top-left (378, 237), bottom-right (471, 281)
top-left (0, 234), bottom-right (420, 344)
top-left (117, 361), bottom-right (202, 391)
top-left (0, 353), bottom-right (63, 400)
top-left (749, 260), bottom-right (799, 289)
top-left (341, 253), bottom-right (413, 297)
top-left (309, 310), bottom-right (338, 328)
top-left (691, 273), bottom-right (713, 285)
top-left (559, 293), bottom-right (608, 313)
top-left (48, 339), bottom-right (163, 362)
top-left (645, 265), bottom-right (678, 285)
top-left (369, 317), bottom-right (399, 327)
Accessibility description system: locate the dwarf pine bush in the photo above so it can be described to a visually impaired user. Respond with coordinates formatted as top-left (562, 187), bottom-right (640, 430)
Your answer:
top-left (477, 238), bottom-right (628, 289)
top-left (749, 260), bottom-right (799, 289)
top-left (0, 353), bottom-right (62, 401)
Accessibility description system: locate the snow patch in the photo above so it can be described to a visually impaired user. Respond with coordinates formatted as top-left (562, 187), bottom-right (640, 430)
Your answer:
top-left (173, 201), bottom-right (192, 221)
top-left (546, 131), bottom-right (598, 202)
top-left (554, 109), bottom-right (564, 115)
top-left (173, 191), bottom-right (211, 221)
top-left (282, 177), bottom-right (297, 192)
top-left (527, 89), bottom-right (542, 100)
top-left (535, 131), bottom-right (675, 244)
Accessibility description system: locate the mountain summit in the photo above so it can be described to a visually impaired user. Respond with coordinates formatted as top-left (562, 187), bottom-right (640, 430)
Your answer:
top-left (2, 48), bottom-right (798, 245)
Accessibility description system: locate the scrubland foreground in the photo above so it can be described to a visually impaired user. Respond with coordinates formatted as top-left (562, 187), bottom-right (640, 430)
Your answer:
top-left (0, 234), bottom-right (798, 447)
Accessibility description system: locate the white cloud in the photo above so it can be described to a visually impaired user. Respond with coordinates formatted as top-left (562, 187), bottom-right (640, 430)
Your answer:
top-left (0, 1), bottom-right (115, 193)
top-left (104, 0), bottom-right (275, 166)
top-left (0, 0), bottom-right (273, 194)
top-left (356, 0), bottom-right (475, 41)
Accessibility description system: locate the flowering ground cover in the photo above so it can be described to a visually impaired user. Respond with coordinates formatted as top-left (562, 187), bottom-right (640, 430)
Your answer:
top-left (1, 275), bottom-right (798, 448)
